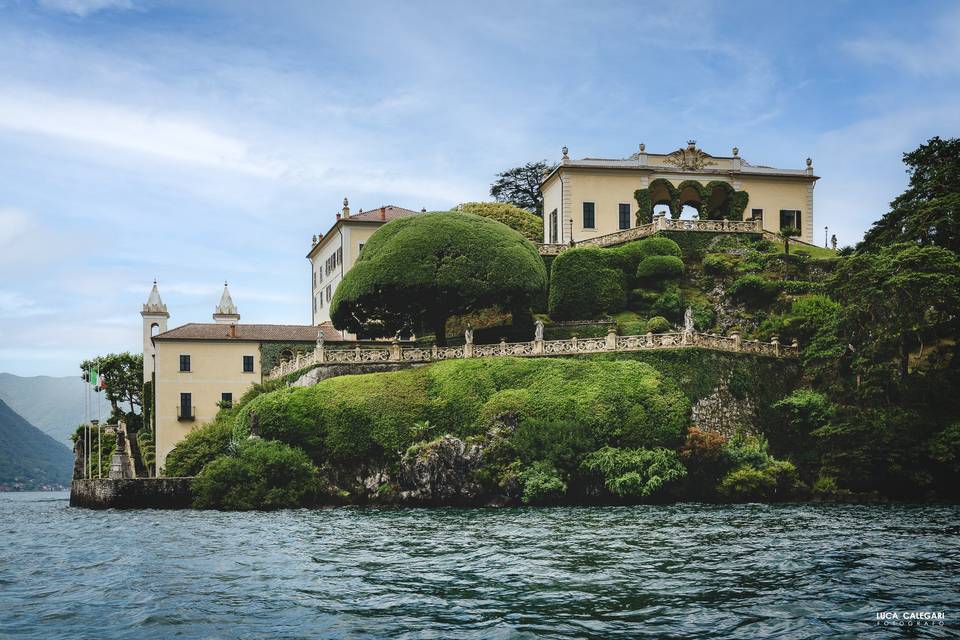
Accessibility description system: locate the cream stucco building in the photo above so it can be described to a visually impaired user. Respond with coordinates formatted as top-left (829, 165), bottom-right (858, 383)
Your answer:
top-left (307, 200), bottom-right (421, 328)
top-left (541, 141), bottom-right (818, 245)
top-left (142, 283), bottom-right (342, 474)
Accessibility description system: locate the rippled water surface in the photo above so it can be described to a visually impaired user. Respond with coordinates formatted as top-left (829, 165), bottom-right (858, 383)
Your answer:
top-left (1, 493), bottom-right (957, 639)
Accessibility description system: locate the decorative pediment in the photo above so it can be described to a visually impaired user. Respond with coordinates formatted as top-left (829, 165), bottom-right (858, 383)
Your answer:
top-left (664, 140), bottom-right (716, 171)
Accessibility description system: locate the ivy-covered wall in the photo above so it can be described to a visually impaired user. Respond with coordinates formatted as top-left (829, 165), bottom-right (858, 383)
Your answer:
top-left (634, 179), bottom-right (749, 223)
top-left (260, 341), bottom-right (319, 375)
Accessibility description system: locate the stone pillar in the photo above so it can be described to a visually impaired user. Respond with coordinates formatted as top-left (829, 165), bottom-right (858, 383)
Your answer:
top-left (499, 338), bottom-right (507, 355)
top-left (315, 344), bottom-right (326, 363)
top-left (791, 338), bottom-right (799, 354)
top-left (464, 343), bottom-right (474, 358)
top-left (731, 330), bottom-right (741, 351)
top-left (771, 335), bottom-right (780, 357)
top-left (606, 325), bottom-right (617, 350)
top-left (390, 340), bottom-right (401, 361)
top-left (571, 336), bottom-right (578, 352)
top-left (431, 344), bottom-right (438, 360)
top-left (533, 338), bottom-right (544, 355)
top-left (354, 346), bottom-right (362, 361)
top-left (295, 353), bottom-right (302, 369)
top-left (646, 331), bottom-right (654, 347)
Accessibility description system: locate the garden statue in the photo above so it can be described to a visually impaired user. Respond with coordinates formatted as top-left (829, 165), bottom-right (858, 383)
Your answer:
top-left (534, 319), bottom-right (544, 342)
top-left (465, 326), bottom-right (473, 345)
top-left (684, 307), bottom-right (694, 334)
top-left (831, 234), bottom-right (837, 250)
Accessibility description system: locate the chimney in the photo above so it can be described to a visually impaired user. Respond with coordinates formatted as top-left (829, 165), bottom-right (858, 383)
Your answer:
top-left (336, 212), bottom-right (341, 220)
top-left (342, 197), bottom-right (350, 218)
top-left (380, 206), bottom-right (386, 220)
top-left (229, 324), bottom-right (237, 338)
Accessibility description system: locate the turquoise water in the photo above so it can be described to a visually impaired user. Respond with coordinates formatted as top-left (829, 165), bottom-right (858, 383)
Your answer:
top-left (0, 492), bottom-right (957, 639)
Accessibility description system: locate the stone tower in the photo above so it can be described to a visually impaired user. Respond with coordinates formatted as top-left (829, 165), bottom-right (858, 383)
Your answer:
top-left (141, 281), bottom-right (169, 384)
top-left (212, 282), bottom-right (240, 324)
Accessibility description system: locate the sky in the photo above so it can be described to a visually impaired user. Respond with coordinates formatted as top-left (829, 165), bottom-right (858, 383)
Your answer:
top-left (1, 0), bottom-right (959, 377)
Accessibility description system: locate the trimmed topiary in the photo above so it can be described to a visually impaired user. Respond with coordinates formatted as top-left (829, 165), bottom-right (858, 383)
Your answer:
top-left (636, 255), bottom-right (684, 281)
top-left (453, 202), bottom-right (543, 241)
top-left (703, 253), bottom-right (738, 276)
top-left (635, 236), bottom-right (682, 260)
top-left (645, 316), bottom-right (672, 333)
top-left (729, 274), bottom-right (782, 307)
top-left (548, 247), bottom-right (626, 319)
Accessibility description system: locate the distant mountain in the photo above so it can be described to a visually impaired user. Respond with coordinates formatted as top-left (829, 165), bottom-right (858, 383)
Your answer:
top-left (0, 373), bottom-right (87, 445)
top-left (0, 398), bottom-right (73, 490)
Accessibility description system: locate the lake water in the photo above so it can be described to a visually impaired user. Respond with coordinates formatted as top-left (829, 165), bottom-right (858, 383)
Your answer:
top-left (0, 492), bottom-right (957, 639)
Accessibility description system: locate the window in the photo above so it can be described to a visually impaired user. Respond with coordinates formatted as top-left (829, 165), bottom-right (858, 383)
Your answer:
top-left (779, 210), bottom-right (801, 233)
top-left (221, 392), bottom-right (233, 409)
top-left (337, 247), bottom-right (342, 264)
top-left (242, 355), bottom-right (254, 373)
top-left (312, 270), bottom-right (316, 288)
top-left (582, 202), bottom-right (595, 229)
top-left (178, 393), bottom-right (193, 421)
top-left (179, 354), bottom-right (190, 372)
top-left (549, 209), bottom-right (558, 243)
top-left (317, 294), bottom-right (323, 310)
top-left (324, 250), bottom-right (339, 276)
top-left (313, 296), bottom-right (317, 313)
top-left (618, 203), bottom-right (631, 230)
top-left (325, 285), bottom-right (332, 303)
top-left (751, 208), bottom-right (763, 222)
top-left (358, 243), bottom-right (364, 255)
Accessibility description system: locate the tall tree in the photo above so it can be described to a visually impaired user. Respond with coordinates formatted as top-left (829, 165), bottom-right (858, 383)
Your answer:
top-left (860, 136), bottom-right (960, 253)
top-left (80, 352), bottom-right (144, 424)
top-left (330, 212), bottom-right (547, 345)
top-left (490, 160), bottom-right (554, 216)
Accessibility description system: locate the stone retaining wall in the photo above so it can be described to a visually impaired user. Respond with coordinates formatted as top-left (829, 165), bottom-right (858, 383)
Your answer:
top-left (70, 478), bottom-right (193, 509)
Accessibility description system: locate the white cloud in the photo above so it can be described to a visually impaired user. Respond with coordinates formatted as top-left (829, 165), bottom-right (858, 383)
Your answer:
top-left (844, 7), bottom-right (960, 77)
top-left (37, 0), bottom-right (133, 17)
top-left (0, 89), bottom-right (284, 178)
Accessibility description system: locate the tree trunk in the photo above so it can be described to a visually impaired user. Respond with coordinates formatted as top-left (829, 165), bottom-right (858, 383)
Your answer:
top-left (434, 315), bottom-right (448, 347)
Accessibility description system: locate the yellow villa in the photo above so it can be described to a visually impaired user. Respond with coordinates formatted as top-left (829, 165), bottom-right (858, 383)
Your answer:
top-left (540, 141), bottom-right (818, 246)
top-left (142, 282), bottom-right (342, 473)
top-left (307, 200), bottom-right (422, 329)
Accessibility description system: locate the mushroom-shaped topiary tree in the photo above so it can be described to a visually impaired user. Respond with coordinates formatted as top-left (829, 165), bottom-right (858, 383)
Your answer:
top-left (330, 211), bottom-right (547, 345)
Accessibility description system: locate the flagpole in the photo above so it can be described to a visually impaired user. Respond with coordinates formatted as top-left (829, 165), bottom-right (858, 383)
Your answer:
top-left (84, 373), bottom-right (89, 480)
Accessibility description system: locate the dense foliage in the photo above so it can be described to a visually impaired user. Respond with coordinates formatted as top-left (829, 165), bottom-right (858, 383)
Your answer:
top-left (454, 202), bottom-right (543, 241)
top-left (192, 439), bottom-right (321, 510)
top-left (79, 352), bottom-right (143, 426)
top-left (330, 212), bottom-right (546, 344)
top-left (489, 160), bottom-right (553, 216)
top-left (861, 136), bottom-right (960, 253)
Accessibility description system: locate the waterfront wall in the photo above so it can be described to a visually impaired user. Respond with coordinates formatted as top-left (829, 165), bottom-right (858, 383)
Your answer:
top-left (70, 478), bottom-right (193, 509)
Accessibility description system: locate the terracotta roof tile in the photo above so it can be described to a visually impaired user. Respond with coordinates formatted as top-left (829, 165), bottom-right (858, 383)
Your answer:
top-left (347, 205), bottom-right (419, 222)
top-left (153, 323), bottom-right (345, 342)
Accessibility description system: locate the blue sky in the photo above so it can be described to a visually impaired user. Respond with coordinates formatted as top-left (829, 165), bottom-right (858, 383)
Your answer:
top-left (1, 0), bottom-right (959, 376)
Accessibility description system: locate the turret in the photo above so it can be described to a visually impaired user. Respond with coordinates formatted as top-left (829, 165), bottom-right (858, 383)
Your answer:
top-left (141, 280), bottom-right (169, 384)
top-left (212, 282), bottom-right (240, 324)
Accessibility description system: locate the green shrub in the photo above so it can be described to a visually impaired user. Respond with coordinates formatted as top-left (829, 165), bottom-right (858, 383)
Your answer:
top-left (717, 459), bottom-right (800, 501)
top-left (689, 300), bottom-right (715, 331)
top-left (636, 255), bottom-right (684, 282)
top-left (652, 282), bottom-right (684, 320)
top-left (548, 247), bottom-right (626, 319)
top-left (164, 419), bottom-right (235, 477)
top-left (729, 274), bottom-right (781, 306)
top-left (192, 439), bottom-right (321, 510)
top-left (582, 446), bottom-right (687, 498)
top-left (454, 202), bottom-right (543, 241)
top-left (702, 253), bottom-right (738, 276)
top-left (781, 280), bottom-right (825, 295)
top-left (645, 316), bottom-right (672, 333)
top-left (519, 461), bottom-right (567, 504)
top-left (634, 236), bottom-right (682, 260)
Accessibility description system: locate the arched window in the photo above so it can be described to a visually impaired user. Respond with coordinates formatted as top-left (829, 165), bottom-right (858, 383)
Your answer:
top-left (150, 323), bottom-right (160, 337)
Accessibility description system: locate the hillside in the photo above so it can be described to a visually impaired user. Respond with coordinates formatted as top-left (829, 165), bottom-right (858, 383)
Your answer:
top-left (0, 398), bottom-right (73, 490)
top-left (0, 373), bottom-right (86, 445)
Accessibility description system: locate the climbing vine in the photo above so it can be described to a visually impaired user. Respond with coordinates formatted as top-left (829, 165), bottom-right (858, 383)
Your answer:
top-left (635, 179), bottom-right (750, 222)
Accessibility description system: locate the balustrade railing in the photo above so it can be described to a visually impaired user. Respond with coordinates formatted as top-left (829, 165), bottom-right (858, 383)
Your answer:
top-left (266, 328), bottom-right (798, 380)
top-left (538, 217), bottom-right (764, 254)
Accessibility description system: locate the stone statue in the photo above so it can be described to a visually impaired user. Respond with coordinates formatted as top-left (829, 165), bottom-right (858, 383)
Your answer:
top-left (684, 307), bottom-right (694, 333)
top-left (464, 326), bottom-right (473, 345)
top-left (534, 319), bottom-right (544, 342)
top-left (831, 234), bottom-right (837, 250)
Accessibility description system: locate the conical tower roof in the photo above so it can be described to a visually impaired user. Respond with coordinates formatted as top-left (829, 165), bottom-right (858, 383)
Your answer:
top-left (141, 280), bottom-right (169, 316)
top-left (212, 282), bottom-right (240, 323)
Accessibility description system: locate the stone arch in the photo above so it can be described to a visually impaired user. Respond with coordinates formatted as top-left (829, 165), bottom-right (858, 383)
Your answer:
top-left (676, 180), bottom-right (708, 218)
top-left (705, 181), bottom-right (735, 220)
top-left (280, 349), bottom-right (294, 363)
top-left (648, 178), bottom-right (679, 218)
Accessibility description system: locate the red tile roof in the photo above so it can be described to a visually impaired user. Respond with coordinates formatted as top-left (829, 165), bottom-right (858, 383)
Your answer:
top-left (153, 323), bottom-right (346, 342)
top-left (347, 205), bottom-right (420, 222)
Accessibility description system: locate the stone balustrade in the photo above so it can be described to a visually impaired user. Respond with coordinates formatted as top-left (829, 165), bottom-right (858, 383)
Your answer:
top-left (266, 328), bottom-right (798, 380)
top-left (538, 217), bottom-right (764, 255)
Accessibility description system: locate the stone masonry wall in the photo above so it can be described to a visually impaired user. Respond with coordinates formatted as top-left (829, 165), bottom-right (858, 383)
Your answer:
top-left (70, 478), bottom-right (193, 509)
top-left (690, 377), bottom-right (758, 438)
